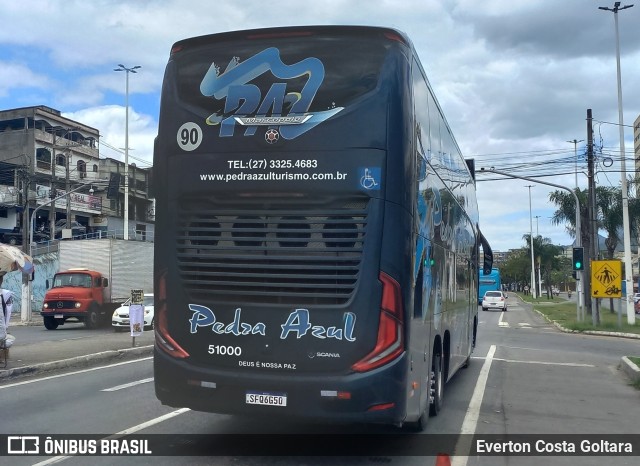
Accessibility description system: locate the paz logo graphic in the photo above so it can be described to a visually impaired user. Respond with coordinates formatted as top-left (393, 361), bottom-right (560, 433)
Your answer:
top-left (199, 48), bottom-right (343, 139)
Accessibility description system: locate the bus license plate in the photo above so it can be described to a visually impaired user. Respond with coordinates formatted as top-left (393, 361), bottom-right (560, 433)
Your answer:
top-left (246, 391), bottom-right (287, 407)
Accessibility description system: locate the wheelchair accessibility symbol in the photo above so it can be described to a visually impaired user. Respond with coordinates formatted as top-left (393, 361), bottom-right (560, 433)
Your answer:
top-left (359, 167), bottom-right (381, 191)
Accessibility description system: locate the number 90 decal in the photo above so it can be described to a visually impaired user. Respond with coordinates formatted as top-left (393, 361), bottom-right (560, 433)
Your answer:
top-left (208, 345), bottom-right (242, 356)
top-left (177, 122), bottom-right (203, 152)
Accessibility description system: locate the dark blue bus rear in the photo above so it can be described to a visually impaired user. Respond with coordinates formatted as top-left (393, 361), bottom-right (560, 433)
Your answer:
top-left (153, 26), bottom-right (480, 429)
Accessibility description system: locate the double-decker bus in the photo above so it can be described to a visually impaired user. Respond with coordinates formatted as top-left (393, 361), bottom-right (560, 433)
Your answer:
top-left (153, 26), bottom-right (492, 430)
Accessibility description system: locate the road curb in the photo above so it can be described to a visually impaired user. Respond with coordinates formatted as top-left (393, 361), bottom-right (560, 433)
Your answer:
top-left (0, 345), bottom-right (154, 380)
top-left (548, 320), bottom-right (640, 340)
top-left (620, 356), bottom-right (640, 384)
top-left (524, 302), bottom-right (640, 340)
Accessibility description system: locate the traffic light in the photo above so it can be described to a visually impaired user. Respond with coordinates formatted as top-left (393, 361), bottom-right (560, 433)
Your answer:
top-left (107, 172), bottom-right (120, 199)
top-left (572, 247), bottom-right (584, 271)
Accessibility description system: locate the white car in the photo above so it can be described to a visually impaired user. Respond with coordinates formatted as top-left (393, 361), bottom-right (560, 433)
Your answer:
top-left (112, 293), bottom-right (154, 331)
top-left (633, 293), bottom-right (640, 304)
top-left (482, 290), bottom-right (507, 312)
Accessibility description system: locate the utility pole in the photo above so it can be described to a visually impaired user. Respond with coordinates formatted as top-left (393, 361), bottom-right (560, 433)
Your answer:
top-left (50, 131), bottom-right (57, 235)
top-left (19, 157), bottom-right (31, 322)
top-left (567, 138), bottom-right (584, 317)
top-left (66, 150), bottom-right (72, 228)
top-left (587, 109), bottom-right (599, 325)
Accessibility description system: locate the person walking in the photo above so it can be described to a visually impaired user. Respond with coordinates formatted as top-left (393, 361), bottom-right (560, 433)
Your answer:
top-left (0, 276), bottom-right (15, 353)
top-left (1, 287), bottom-right (14, 328)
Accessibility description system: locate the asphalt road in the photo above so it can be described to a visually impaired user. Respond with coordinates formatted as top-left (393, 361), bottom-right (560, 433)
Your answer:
top-left (2, 321), bottom-right (154, 378)
top-left (1, 297), bottom-right (639, 465)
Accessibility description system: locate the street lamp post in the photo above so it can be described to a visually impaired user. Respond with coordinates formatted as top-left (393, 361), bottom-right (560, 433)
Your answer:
top-left (599, 2), bottom-right (635, 325)
top-left (567, 139), bottom-right (584, 190)
top-left (526, 185), bottom-right (537, 299)
top-left (534, 215), bottom-right (541, 237)
top-left (534, 214), bottom-right (543, 297)
top-left (481, 168), bottom-right (582, 319)
top-left (114, 64), bottom-right (141, 241)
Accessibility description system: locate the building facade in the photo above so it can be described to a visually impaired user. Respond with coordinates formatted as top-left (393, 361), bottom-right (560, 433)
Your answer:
top-left (0, 105), bottom-right (154, 244)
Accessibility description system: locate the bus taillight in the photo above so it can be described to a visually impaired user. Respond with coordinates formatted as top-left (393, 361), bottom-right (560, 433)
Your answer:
top-left (351, 272), bottom-right (404, 372)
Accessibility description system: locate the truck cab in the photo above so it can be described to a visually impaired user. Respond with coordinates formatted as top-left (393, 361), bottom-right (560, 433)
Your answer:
top-left (41, 268), bottom-right (111, 329)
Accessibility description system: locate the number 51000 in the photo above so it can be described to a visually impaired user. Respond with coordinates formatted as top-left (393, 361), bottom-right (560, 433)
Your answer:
top-left (208, 345), bottom-right (242, 356)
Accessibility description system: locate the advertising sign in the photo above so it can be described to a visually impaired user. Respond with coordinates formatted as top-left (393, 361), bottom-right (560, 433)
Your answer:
top-left (129, 289), bottom-right (145, 337)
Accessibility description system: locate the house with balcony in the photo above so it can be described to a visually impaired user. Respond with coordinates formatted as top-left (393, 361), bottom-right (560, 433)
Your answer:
top-left (0, 105), bottom-right (154, 244)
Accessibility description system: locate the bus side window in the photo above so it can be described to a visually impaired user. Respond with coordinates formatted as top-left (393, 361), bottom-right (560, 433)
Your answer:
top-left (414, 268), bottom-right (424, 318)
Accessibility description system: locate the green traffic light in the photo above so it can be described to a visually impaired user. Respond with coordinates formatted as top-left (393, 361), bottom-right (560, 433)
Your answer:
top-left (575, 262), bottom-right (581, 269)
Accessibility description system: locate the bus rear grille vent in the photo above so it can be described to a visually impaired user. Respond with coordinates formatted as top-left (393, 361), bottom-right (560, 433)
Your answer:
top-left (175, 205), bottom-right (368, 305)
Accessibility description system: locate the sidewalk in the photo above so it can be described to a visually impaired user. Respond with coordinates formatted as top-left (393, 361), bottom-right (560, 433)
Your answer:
top-left (0, 319), bottom-right (154, 380)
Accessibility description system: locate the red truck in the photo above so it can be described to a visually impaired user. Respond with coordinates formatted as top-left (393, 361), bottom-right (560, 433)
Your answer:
top-left (41, 268), bottom-right (119, 330)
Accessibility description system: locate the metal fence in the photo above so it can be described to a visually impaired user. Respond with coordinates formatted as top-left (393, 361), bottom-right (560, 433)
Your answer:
top-left (30, 229), bottom-right (154, 257)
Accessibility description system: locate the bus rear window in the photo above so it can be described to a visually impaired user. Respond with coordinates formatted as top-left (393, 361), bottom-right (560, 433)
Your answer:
top-left (173, 36), bottom-right (391, 115)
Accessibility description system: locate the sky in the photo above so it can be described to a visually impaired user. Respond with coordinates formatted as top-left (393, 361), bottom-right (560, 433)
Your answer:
top-left (1, 0), bottom-right (639, 252)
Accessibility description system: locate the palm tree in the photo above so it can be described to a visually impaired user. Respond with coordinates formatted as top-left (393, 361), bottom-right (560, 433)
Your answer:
top-left (522, 234), bottom-right (561, 299)
top-left (599, 186), bottom-right (622, 314)
top-left (549, 188), bottom-right (592, 315)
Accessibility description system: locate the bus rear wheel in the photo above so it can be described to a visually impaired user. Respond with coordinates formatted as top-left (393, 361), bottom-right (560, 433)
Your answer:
top-left (429, 352), bottom-right (444, 416)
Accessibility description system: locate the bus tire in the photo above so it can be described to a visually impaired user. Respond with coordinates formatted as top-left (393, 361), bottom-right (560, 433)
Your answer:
top-left (429, 352), bottom-right (444, 417)
top-left (43, 316), bottom-right (59, 330)
top-left (405, 406), bottom-right (428, 432)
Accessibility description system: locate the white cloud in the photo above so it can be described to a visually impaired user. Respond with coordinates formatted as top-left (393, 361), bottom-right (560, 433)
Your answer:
top-left (1, 0), bottom-right (639, 250)
top-left (0, 61), bottom-right (51, 98)
top-left (63, 105), bottom-right (155, 167)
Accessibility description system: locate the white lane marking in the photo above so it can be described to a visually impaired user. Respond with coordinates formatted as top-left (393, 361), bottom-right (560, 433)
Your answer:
top-left (0, 357), bottom-right (153, 390)
top-left (493, 358), bottom-right (594, 367)
top-left (31, 408), bottom-right (191, 465)
top-left (471, 355), bottom-right (594, 368)
top-left (451, 344), bottom-right (496, 466)
top-left (101, 377), bottom-right (154, 392)
top-left (498, 311), bottom-right (509, 327)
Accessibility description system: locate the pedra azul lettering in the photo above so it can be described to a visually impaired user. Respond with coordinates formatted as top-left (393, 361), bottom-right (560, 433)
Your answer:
top-left (188, 305), bottom-right (356, 341)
